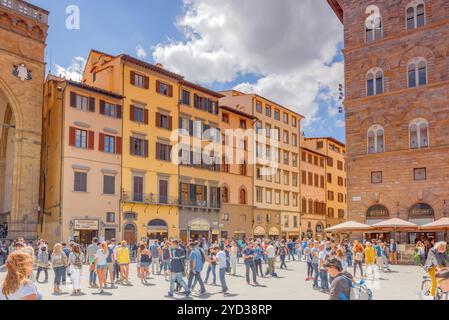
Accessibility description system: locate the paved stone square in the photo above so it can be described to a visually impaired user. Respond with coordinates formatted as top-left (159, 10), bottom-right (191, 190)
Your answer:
top-left (0, 258), bottom-right (427, 300)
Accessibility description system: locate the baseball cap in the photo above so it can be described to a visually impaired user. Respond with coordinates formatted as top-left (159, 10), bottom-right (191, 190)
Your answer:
top-left (323, 258), bottom-right (343, 271)
top-left (436, 269), bottom-right (449, 280)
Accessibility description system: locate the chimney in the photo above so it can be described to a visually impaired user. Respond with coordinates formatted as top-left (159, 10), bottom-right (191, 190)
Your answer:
top-left (155, 63), bottom-right (163, 69)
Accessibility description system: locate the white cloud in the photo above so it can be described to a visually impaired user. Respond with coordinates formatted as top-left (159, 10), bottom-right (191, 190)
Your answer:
top-left (152, 0), bottom-right (344, 127)
top-left (54, 56), bottom-right (86, 82)
top-left (136, 44), bottom-right (147, 59)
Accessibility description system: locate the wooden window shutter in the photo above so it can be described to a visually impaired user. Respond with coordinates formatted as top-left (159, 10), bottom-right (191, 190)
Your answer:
top-left (144, 139), bottom-right (149, 157)
top-left (129, 137), bottom-right (134, 155)
top-left (155, 80), bottom-right (160, 93)
top-left (116, 105), bottom-right (122, 119)
top-left (88, 131), bottom-right (95, 150)
top-left (88, 97), bottom-right (95, 112)
top-left (70, 92), bottom-right (77, 108)
top-left (99, 100), bottom-right (105, 115)
top-left (144, 109), bottom-right (149, 124)
top-left (168, 85), bottom-right (173, 97)
top-left (144, 76), bottom-right (149, 89)
top-left (116, 137), bottom-right (122, 154)
top-left (130, 105), bottom-right (135, 121)
top-left (99, 133), bottom-right (105, 152)
top-left (168, 145), bottom-right (172, 161)
top-left (156, 142), bottom-right (160, 160)
top-left (130, 71), bottom-right (136, 85)
top-left (168, 116), bottom-right (172, 130)
top-left (69, 127), bottom-right (76, 146)
top-left (155, 112), bottom-right (161, 128)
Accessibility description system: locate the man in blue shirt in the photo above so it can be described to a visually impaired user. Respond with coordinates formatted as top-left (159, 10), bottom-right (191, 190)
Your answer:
top-left (286, 239), bottom-right (296, 261)
top-left (187, 241), bottom-right (206, 295)
top-left (149, 240), bottom-right (161, 275)
top-left (243, 242), bottom-right (259, 286)
top-left (167, 240), bottom-right (190, 297)
top-left (389, 239), bottom-right (398, 265)
top-left (374, 240), bottom-right (384, 271)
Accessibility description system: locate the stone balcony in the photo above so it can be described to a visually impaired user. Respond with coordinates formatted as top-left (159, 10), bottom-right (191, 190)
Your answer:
top-left (0, 0), bottom-right (48, 24)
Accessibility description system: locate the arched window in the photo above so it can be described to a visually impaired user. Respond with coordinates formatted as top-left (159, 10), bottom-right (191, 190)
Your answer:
top-left (366, 68), bottom-right (384, 96)
top-left (367, 124), bottom-right (385, 154)
top-left (222, 187), bottom-right (229, 203)
top-left (406, 1), bottom-right (425, 30)
top-left (239, 188), bottom-right (246, 204)
top-left (409, 118), bottom-right (429, 149)
top-left (365, 11), bottom-right (383, 43)
top-left (408, 58), bottom-right (427, 88)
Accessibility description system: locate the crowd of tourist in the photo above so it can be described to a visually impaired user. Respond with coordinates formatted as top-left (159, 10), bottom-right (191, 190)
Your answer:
top-left (0, 235), bottom-right (448, 300)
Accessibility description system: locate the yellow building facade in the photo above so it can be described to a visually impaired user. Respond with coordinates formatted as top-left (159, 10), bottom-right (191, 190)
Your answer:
top-left (83, 50), bottom-right (181, 243)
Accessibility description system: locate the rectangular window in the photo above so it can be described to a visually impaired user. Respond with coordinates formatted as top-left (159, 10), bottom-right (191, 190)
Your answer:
top-left (131, 105), bottom-right (146, 124)
top-left (292, 133), bottom-right (297, 146)
top-left (328, 191), bottom-right (334, 201)
top-left (102, 101), bottom-right (119, 118)
top-left (371, 171), bottom-right (382, 184)
top-left (75, 94), bottom-right (89, 111)
top-left (293, 194), bottom-right (298, 207)
top-left (283, 151), bottom-right (289, 165)
top-left (181, 90), bottom-right (191, 105)
top-left (130, 137), bottom-right (148, 157)
top-left (274, 109), bottom-right (280, 121)
top-left (283, 130), bottom-right (289, 144)
top-left (283, 171), bottom-right (289, 185)
top-left (275, 169), bottom-right (281, 184)
top-left (156, 81), bottom-right (172, 96)
top-left (320, 176), bottom-right (325, 189)
top-left (275, 191), bottom-right (281, 205)
top-left (301, 171), bottom-right (307, 185)
top-left (292, 173), bottom-right (298, 187)
top-left (337, 160), bottom-right (343, 170)
top-left (265, 105), bottom-right (271, 117)
top-left (265, 123), bottom-right (271, 138)
top-left (327, 157), bottom-right (334, 167)
top-left (131, 71), bottom-right (148, 89)
top-left (292, 116), bottom-right (297, 127)
top-left (327, 173), bottom-right (332, 183)
top-left (103, 175), bottom-right (115, 195)
top-left (256, 166), bottom-right (262, 180)
top-left (338, 176), bottom-right (344, 186)
top-left (256, 101), bottom-right (262, 113)
top-left (414, 168), bottom-right (426, 181)
top-left (256, 188), bottom-right (263, 203)
top-left (308, 172), bottom-right (313, 186)
top-left (284, 192), bottom-right (290, 206)
top-left (266, 189), bottom-right (272, 204)
top-left (292, 153), bottom-right (298, 167)
top-left (159, 180), bottom-right (168, 204)
top-left (74, 172), bottom-right (87, 192)
top-left (106, 212), bottom-right (115, 223)
top-left (156, 143), bottom-right (172, 162)
top-left (240, 119), bottom-right (247, 129)
top-left (301, 151), bottom-right (306, 162)
top-left (133, 176), bottom-right (144, 202)
top-left (75, 129), bottom-right (87, 149)
top-left (104, 135), bottom-right (115, 154)
top-left (222, 113), bottom-right (229, 123)
top-left (283, 113), bottom-right (288, 124)
top-left (314, 174), bottom-right (319, 187)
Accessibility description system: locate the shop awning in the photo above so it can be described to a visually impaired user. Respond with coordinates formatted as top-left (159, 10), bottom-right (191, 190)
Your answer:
top-left (371, 218), bottom-right (419, 231)
top-left (420, 217), bottom-right (449, 231)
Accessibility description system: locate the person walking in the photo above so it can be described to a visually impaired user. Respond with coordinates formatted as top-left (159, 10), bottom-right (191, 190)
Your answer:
top-left (51, 243), bottom-right (67, 294)
top-left (318, 243), bottom-right (329, 293)
top-left (187, 241), bottom-right (207, 296)
top-left (286, 239), bottom-right (295, 261)
top-left (139, 244), bottom-right (151, 284)
top-left (304, 242), bottom-right (313, 281)
top-left (374, 240), bottom-right (384, 272)
top-left (364, 242), bottom-right (376, 280)
top-left (149, 240), bottom-right (161, 276)
top-left (110, 239), bottom-right (120, 283)
top-left (86, 238), bottom-right (99, 288)
top-left (35, 245), bottom-right (49, 283)
top-left (204, 246), bottom-right (217, 285)
top-left (95, 242), bottom-right (109, 294)
top-left (216, 246), bottom-right (229, 293)
top-left (105, 240), bottom-right (115, 287)
top-left (253, 243), bottom-right (264, 277)
top-left (352, 240), bottom-right (364, 279)
top-left (67, 243), bottom-right (84, 295)
top-left (424, 241), bottom-right (448, 297)
top-left (325, 258), bottom-right (353, 300)
top-left (117, 240), bottom-right (130, 285)
top-left (311, 241), bottom-right (320, 290)
top-left (166, 240), bottom-right (190, 298)
top-left (61, 243), bottom-right (71, 285)
top-left (242, 242), bottom-right (259, 286)
top-left (161, 242), bottom-right (171, 281)
top-left (389, 239), bottom-right (398, 265)
top-left (278, 241), bottom-right (288, 270)
top-left (0, 251), bottom-right (43, 300)
top-left (229, 241), bottom-right (238, 276)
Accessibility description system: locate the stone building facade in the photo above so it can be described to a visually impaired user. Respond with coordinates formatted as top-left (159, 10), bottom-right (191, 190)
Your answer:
top-left (0, 0), bottom-right (48, 240)
top-left (328, 0), bottom-right (449, 241)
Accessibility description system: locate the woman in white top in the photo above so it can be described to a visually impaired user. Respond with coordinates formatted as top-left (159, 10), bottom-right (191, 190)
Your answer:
top-left (0, 251), bottom-right (43, 300)
top-left (68, 244), bottom-right (84, 295)
top-left (95, 242), bottom-right (109, 293)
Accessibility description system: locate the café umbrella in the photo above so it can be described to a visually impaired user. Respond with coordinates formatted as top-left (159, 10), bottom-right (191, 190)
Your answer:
top-left (371, 218), bottom-right (419, 241)
top-left (325, 221), bottom-right (373, 233)
top-left (420, 218), bottom-right (449, 242)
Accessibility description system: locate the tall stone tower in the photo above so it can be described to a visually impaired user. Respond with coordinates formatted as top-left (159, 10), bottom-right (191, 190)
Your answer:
top-left (0, 1), bottom-right (48, 240)
top-left (328, 0), bottom-right (449, 241)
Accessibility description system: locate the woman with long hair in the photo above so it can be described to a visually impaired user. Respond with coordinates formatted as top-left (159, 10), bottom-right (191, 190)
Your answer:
top-left (68, 243), bottom-right (84, 295)
top-left (117, 240), bottom-right (130, 285)
top-left (51, 243), bottom-right (67, 294)
top-left (0, 251), bottom-right (42, 300)
top-left (139, 244), bottom-right (151, 284)
top-left (95, 242), bottom-right (109, 293)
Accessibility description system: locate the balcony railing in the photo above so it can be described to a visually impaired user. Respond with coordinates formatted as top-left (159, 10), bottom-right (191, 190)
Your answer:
top-left (179, 199), bottom-right (221, 209)
top-left (1, 0), bottom-right (48, 24)
top-left (122, 191), bottom-right (178, 206)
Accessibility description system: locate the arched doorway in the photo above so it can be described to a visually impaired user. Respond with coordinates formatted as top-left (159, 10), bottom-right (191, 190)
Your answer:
top-left (253, 226), bottom-right (266, 239)
top-left (366, 204), bottom-right (390, 241)
top-left (123, 223), bottom-right (137, 246)
top-left (409, 203), bottom-right (436, 243)
top-left (147, 219), bottom-right (168, 241)
top-left (188, 219), bottom-right (210, 241)
top-left (268, 227), bottom-right (280, 240)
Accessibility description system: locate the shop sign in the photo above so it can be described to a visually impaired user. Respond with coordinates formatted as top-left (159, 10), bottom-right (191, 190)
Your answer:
top-left (366, 205), bottom-right (389, 218)
top-left (254, 226), bottom-right (266, 235)
top-left (268, 227), bottom-right (280, 236)
top-left (189, 219), bottom-right (210, 231)
top-left (211, 228), bottom-right (220, 235)
top-left (409, 203), bottom-right (434, 217)
top-left (74, 219), bottom-right (99, 230)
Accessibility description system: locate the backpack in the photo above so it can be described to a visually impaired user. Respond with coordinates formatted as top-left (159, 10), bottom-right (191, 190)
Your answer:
top-left (340, 275), bottom-right (373, 300)
top-left (73, 253), bottom-right (82, 269)
top-left (279, 246), bottom-right (286, 256)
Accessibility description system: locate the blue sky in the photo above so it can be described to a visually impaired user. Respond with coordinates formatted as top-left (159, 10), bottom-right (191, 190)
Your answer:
top-left (32, 0), bottom-right (346, 142)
